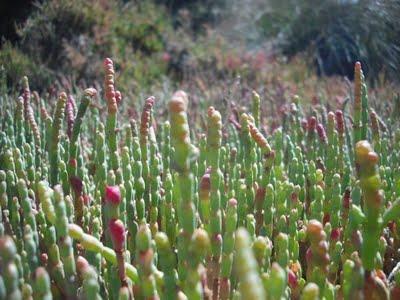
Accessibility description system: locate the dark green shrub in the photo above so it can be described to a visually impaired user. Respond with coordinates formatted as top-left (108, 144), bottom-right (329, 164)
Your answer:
top-left (257, 0), bottom-right (400, 82)
top-left (4, 0), bottom-right (175, 91)
top-left (156, 0), bottom-right (227, 32)
top-left (17, 0), bottom-right (102, 71)
top-left (0, 41), bottom-right (52, 90)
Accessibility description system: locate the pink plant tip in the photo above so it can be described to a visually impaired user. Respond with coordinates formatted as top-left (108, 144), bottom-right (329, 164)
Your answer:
top-left (104, 58), bottom-right (113, 66)
top-left (109, 219), bottom-right (125, 251)
top-left (288, 269), bottom-right (298, 288)
top-left (330, 228), bottom-right (341, 241)
top-left (105, 185), bottom-right (121, 205)
top-left (228, 198), bottom-right (237, 207)
top-left (308, 116), bottom-right (317, 131)
top-left (116, 90), bottom-right (122, 105)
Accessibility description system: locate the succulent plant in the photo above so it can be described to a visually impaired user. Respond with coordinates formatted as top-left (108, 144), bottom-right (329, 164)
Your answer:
top-left (1, 60), bottom-right (400, 300)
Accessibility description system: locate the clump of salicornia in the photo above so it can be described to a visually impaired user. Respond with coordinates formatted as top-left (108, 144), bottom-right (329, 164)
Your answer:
top-left (1, 60), bottom-right (400, 300)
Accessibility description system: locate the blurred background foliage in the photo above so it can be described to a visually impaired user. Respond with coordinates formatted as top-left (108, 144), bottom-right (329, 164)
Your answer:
top-left (0, 0), bottom-right (230, 91)
top-left (257, 0), bottom-right (400, 82)
top-left (0, 0), bottom-right (399, 98)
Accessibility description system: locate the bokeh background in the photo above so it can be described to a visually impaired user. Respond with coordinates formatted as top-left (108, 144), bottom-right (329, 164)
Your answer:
top-left (1, 0), bottom-right (399, 113)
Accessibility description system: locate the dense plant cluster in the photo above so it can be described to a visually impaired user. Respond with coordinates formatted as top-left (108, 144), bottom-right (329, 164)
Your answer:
top-left (1, 58), bottom-right (400, 299)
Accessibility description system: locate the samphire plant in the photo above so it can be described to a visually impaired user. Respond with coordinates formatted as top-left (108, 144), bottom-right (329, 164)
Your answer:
top-left (1, 59), bottom-right (400, 300)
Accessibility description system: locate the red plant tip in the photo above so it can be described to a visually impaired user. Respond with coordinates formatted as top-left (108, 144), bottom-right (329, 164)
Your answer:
top-left (213, 233), bottom-right (223, 245)
top-left (76, 256), bottom-right (89, 272)
top-left (146, 95), bottom-right (155, 106)
top-left (143, 96), bottom-right (155, 109)
top-left (308, 116), bottom-right (317, 131)
top-left (83, 195), bottom-right (90, 206)
top-left (109, 219), bottom-right (125, 251)
top-left (343, 188), bottom-right (351, 209)
top-left (335, 109), bottom-right (343, 119)
top-left (291, 192), bottom-right (298, 205)
top-left (288, 269), bottom-right (298, 288)
top-left (104, 58), bottom-right (113, 66)
top-left (330, 228), bottom-right (341, 241)
top-left (322, 212), bottom-right (330, 225)
top-left (142, 96), bottom-right (155, 121)
top-left (228, 198), bottom-right (238, 207)
top-left (69, 158), bottom-right (77, 168)
top-left (40, 253), bottom-right (48, 265)
top-left (335, 110), bottom-right (344, 135)
top-left (70, 176), bottom-right (83, 195)
top-left (316, 123), bottom-right (326, 142)
top-left (104, 58), bottom-right (117, 113)
top-left (199, 173), bottom-right (211, 191)
top-left (106, 90), bottom-right (115, 100)
top-left (105, 185), bottom-right (121, 205)
top-left (115, 90), bottom-right (122, 106)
